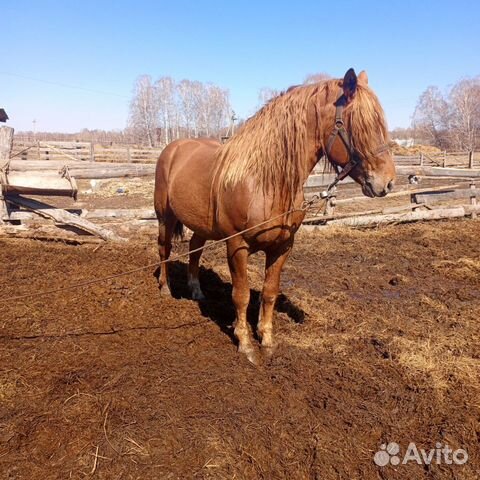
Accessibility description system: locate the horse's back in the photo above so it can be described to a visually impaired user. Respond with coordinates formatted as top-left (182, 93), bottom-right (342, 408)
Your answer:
top-left (155, 138), bottom-right (219, 180)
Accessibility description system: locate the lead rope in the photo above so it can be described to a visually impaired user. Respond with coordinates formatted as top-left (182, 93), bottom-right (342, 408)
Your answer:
top-left (0, 194), bottom-right (327, 304)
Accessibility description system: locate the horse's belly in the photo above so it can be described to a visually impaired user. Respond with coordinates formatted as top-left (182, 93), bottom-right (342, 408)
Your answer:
top-left (167, 153), bottom-right (219, 240)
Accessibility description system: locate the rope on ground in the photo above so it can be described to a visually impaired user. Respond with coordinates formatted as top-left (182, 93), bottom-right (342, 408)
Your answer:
top-left (0, 196), bottom-right (324, 304)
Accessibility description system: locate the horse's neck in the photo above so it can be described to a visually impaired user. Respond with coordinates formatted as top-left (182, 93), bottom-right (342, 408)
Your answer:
top-left (298, 98), bottom-right (328, 186)
top-left (297, 135), bottom-right (323, 188)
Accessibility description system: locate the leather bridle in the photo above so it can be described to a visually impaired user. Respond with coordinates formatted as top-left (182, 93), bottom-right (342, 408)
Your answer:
top-left (320, 92), bottom-right (389, 198)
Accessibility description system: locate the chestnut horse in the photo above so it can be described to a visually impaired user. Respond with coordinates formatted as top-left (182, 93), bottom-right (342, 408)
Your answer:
top-left (154, 68), bottom-right (396, 364)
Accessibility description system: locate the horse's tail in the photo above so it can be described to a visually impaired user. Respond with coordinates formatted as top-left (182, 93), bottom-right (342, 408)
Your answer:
top-left (173, 221), bottom-right (184, 240)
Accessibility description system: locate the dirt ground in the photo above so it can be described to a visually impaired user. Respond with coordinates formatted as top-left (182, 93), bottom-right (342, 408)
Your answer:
top-left (1, 218), bottom-right (480, 479)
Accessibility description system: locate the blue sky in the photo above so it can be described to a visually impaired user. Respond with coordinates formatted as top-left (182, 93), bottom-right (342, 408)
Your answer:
top-left (2, 0), bottom-right (479, 132)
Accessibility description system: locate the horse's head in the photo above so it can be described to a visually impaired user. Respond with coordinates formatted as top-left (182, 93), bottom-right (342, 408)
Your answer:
top-left (324, 68), bottom-right (396, 198)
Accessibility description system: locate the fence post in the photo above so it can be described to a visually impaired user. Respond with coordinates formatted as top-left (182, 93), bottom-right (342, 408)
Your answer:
top-left (126, 146), bottom-right (131, 163)
top-left (471, 182), bottom-right (477, 219)
top-left (420, 151), bottom-right (424, 166)
top-left (0, 126), bottom-right (14, 223)
top-left (90, 142), bottom-right (95, 162)
top-left (469, 151), bottom-right (473, 169)
top-left (443, 150), bottom-right (447, 168)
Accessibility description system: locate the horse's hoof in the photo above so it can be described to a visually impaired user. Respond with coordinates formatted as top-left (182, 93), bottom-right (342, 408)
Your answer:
top-left (191, 289), bottom-right (206, 301)
top-left (239, 345), bottom-right (262, 366)
top-left (261, 344), bottom-right (276, 360)
top-left (159, 285), bottom-right (171, 297)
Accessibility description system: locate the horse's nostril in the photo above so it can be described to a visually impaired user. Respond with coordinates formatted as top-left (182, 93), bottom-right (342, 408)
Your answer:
top-left (387, 180), bottom-right (394, 192)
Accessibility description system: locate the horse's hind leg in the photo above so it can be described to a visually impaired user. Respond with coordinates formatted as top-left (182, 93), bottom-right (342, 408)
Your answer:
top-left (257, 243), bottom-right (292, 358)
top-left (227, 237), bottom-right (260, 365)
top-left (157, 215), bottom-right (176, 296)
top-left (188, 233), bottom-right (206, 301)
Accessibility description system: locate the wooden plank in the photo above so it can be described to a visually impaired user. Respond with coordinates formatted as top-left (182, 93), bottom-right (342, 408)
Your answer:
top-left (414, 188), bottom-right (479, 204)
top-left (40, 142), bottom-right (89, 162)
top-left (8, 160), bottom-right (156, 178)
top-left (0, 126), bottom-right (14, 223)
top-left (304, 174), bottom-right (354, 187)
top-left (396, 166), bottom-right (480, 177)
top-left (302, 203), bottom-right (422, 224)
top-left (4, 171), bottom-right (76, 197)
top-left (0, 126), bottom-right (14, 165)
top-left (305, 184), bottom-right (462, 206)
top-left (6, 208), bottom-right (156, 221)
top-left (0, 224), bottom-right (103, 244)
top-left (68, 166), bottom-right (155, 179)
top-left (6, 196), bottom-right (126, 242)
top-left (302, 206), bottom-right (477, 230)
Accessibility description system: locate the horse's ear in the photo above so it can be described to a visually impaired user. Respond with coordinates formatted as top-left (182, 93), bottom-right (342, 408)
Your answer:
top-left (342, 68), bottom-right (357, 102)
top-left (358, 70), bottom-right (368, 85)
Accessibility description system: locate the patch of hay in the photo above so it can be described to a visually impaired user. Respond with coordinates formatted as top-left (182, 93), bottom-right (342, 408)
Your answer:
top-left (392, 337), bottom-right (480, 398)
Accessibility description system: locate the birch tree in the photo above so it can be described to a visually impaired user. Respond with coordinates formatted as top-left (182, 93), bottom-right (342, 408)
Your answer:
top-left (128, 75), bottom-right (159, 147)
top-left (448, 77), bottom-right (480, 151)
top-left (258, 87), bottom-right (280, 108)
top-left (155, 76), bottom-right (176, 145)
top-left (303, 72), bottom-right (332, 84)
top-left (413, 86), bottom-right (449, 148)
top-left (177, 79), bottom-right (195, 137)
top-left (128, 75), bottom-right (232, 145)
top-left (413, 78), bottom-right (480, 150)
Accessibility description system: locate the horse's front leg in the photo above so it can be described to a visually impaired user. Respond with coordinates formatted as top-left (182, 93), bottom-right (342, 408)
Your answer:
top-left (258, 243), bottom-right (292, 357)
top-left (226, 237), bottom-right (260, 365)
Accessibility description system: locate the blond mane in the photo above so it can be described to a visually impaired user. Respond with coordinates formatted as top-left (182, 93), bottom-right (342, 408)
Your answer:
top-left (348, 85), bottom-right (388, 158)
top-left (213, 78), bottom-right (388, 204)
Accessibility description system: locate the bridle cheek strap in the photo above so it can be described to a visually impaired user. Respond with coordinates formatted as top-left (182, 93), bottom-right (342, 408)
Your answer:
top-left (322, 96), bottom-right (360, 196)
top-left (322, 92), bottom-right (389, 197)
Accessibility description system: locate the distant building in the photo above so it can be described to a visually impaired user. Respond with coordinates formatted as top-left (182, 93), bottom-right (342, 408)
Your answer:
top-left (393, 138), bottom-right (414, 147)
top-left (0, 109), bottom-right (8, 123)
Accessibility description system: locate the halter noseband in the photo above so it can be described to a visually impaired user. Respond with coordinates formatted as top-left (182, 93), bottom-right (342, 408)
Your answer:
top-left (320, 92), bottom-right (389, 198)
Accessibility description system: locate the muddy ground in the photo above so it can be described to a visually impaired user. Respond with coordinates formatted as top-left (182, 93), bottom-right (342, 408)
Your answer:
top-left (1, 219), bottom-right (479, 479)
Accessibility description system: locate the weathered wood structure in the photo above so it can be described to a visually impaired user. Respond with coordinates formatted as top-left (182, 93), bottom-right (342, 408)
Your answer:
top-left (2, 131), bottom-right (480, 240)
top-left (1, 126), bottom-right (125, 240)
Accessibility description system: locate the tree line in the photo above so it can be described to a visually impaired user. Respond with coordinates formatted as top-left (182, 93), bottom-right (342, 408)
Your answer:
top-left (127, 75), bottom-right (232, 147)
top-left (14, 72), bottom-right (479, 152)
top-left (412, 76), bottom-right (480, 151)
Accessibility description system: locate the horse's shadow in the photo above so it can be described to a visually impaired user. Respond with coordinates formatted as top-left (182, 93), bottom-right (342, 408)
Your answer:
top-left (154, 261), bottom-right (305, 341)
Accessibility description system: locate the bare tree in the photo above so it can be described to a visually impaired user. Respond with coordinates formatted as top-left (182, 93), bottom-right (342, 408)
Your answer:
top-left (303, 72), bottom-right (332, 84)
top-left (128, 75), bottom-right (231, 145)
top-left (155, 76), bottom-right (176, 145)
top-left (128, 75), bottom-right (159, 147)
top-left (190, 81), bottom-right (206, 138)
top-left (205, 84), bottom-right (230, 136)
top-left (177, 79), bottom-right (195, 138)
top-left (413, 86), bottom-right (450, 148)
top-left (413, 78), bottom-right (480, 150)
top-left (448, 77), bottom-right (480, 151)
top-left (257, 87), bottom-right (280, 108)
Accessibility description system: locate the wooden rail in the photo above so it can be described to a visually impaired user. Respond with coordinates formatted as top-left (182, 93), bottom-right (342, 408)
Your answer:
top-left (11, 140), bottom-right (163, 163)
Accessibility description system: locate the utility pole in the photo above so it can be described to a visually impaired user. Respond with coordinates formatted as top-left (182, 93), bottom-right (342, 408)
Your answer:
top-left (230, 110), bottom-right (237, 136)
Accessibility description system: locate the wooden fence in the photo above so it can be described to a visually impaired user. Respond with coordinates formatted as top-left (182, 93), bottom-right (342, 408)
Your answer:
top-left (3, 133), bottom-right (480, 241)
top-left (11, 140), bottom-right (477, 168)
top-left (394, 151), bottom-right (477, 168)
top-left (12, 140), bottom-right (163, 163)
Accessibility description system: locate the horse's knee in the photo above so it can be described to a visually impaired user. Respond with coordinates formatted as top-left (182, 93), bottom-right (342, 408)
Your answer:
top-left (232, 286), bottom-right (250, 311)
top-left (262, 291), bottom-right (277, 306)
